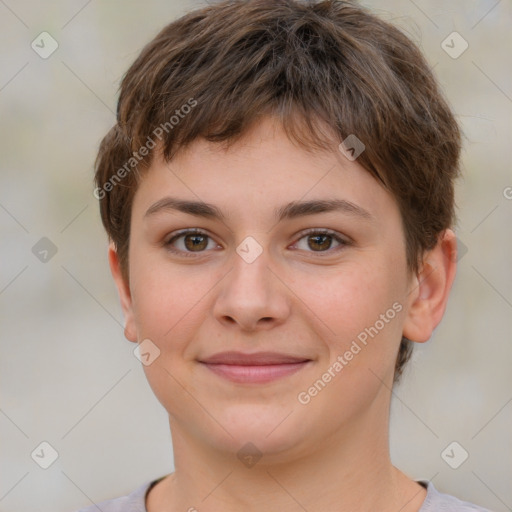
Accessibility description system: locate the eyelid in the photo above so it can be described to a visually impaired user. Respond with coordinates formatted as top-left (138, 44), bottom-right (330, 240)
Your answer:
top-left (165, 228), bottom-right (210, 242)
top-left (295, 227), bottom-right (350, 241)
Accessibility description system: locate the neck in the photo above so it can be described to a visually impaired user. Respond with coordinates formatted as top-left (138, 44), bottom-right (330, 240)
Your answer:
top-left (147, 392), bottom-right (426, 512)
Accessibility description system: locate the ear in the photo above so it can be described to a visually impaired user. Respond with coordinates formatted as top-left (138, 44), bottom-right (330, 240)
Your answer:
top-left (108, 242), bottom-right (138, 343)
top-left (402, 229), bottom-right (458, 343)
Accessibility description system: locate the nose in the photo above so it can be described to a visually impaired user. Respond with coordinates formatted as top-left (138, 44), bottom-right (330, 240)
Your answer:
top-left (212, 248), bottom-right (291, 332)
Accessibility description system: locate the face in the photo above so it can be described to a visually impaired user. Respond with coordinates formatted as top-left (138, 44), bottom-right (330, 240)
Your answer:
top-left (112, 116), bottom-right (423, 460)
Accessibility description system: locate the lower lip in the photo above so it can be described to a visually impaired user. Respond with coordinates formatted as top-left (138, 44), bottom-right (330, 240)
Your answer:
top-left (200, 362), bottom-right (310, 384)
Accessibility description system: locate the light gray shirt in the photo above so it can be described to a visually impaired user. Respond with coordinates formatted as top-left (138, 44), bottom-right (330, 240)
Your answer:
top-left (74, 478), bottom-right (494, 511)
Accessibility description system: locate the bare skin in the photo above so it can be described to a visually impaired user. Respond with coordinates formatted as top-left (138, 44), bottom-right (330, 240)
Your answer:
top-left (109, 116), bottom-right (457, 512)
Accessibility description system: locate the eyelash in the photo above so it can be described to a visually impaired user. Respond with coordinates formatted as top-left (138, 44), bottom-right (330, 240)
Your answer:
top-left (163, 228), bottom-right (350, 258)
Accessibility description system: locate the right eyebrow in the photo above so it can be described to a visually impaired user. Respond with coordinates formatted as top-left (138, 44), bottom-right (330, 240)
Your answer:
top-left (144, 197), bottom-right (226, 221)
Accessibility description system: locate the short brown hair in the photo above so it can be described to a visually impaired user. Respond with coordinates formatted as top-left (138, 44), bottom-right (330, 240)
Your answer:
top-left (94, 0), bottom-right (462, 381)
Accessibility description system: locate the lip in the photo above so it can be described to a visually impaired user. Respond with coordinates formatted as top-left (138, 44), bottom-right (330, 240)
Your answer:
top-left (198, 351), bottom-right (312, 384)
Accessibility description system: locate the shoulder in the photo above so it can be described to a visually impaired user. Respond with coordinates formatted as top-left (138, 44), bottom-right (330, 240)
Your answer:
top-left (72, 479), bottom-right (158, 512)
top-left (418, 480), bottom-right (494, 512)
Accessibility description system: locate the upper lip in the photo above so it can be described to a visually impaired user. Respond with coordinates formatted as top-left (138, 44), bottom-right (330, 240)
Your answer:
top-left (199, 351), bottom-right (311, 365)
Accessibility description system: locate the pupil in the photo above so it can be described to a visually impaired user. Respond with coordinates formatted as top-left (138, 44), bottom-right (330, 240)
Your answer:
top-left (185, 235), bottom-right (207, 251)
top-left (309, 234), bottom-right (331, 251)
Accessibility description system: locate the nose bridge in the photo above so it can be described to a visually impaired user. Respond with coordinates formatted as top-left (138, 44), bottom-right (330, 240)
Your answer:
top-left (232, 247), bottom-right (271, 295)
top-left (213, 243), bottom-right (289, 330)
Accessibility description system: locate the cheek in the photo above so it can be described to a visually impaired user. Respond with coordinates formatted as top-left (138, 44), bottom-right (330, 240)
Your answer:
top-left (303, 260), bottom-right (406, 372)
top-left (128, 256), bottom-right (224, 367)
top-left (307, 261), bottom-right (400, 328)
top-left (128, 245), bottom-right (190, 336)
top-left (129, 266), bottom-right (206, 417)
top-left (296, 269), bottom-right (405, 419)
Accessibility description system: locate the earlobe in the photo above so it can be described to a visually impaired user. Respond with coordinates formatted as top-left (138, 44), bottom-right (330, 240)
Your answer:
top-left (402, 229), bottom-right (458, 343)
top-left (108, 243), bottom-right (138, 343)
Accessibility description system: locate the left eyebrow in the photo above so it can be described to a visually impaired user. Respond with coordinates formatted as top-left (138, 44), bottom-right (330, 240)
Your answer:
top-left (275, 198), bottom-right (374, 222)
top-left (144, 197), bottom-right (374, 222)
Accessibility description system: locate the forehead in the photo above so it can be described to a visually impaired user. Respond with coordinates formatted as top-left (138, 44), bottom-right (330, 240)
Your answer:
top-left (132, 117), bottom-right (400, 227)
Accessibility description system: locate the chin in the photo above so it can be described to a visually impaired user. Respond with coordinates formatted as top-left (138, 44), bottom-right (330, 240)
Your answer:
top-left (200, 404), bottom-right (315, 460)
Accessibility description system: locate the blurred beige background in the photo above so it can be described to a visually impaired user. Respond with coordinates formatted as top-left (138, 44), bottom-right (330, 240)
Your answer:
top-left (0, 1), bottom-right (511, 511)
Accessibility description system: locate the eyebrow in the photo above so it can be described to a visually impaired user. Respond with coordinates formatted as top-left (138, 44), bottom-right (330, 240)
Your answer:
top-left (144, 197), bottom-right (374, 222)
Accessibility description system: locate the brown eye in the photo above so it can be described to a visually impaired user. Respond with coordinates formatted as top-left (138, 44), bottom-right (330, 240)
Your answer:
top-left (165, 229), bottom-right (217, 256)
top-left (307, 233), bottom-right (334, 251)
top-left (293, 229), bottom-right (348, 254)
top-left (183, 233), bottom-right (208, 251)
